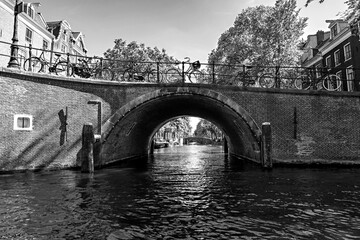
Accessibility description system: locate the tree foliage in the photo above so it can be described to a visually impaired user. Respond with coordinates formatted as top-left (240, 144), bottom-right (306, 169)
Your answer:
top-left (194, 119), bottom-right (222, 140)
top-left (207, 0), bottom-right (307, 82)
top-left (157, 117), bottom-right (192, 139)
top-left (103, 38), bottom-right (177, 75)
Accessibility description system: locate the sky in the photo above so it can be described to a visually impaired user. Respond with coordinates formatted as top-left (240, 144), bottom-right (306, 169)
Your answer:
top-left (34, 0), bottom-right (348, 64)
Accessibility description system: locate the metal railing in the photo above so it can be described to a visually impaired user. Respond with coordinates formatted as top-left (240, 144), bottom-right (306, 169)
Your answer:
top-left (0, 40), bottom-right (359, 92)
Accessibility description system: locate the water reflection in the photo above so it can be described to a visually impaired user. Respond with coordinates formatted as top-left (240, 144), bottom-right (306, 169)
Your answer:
top-left (0, 145), bottom-right (360, 239)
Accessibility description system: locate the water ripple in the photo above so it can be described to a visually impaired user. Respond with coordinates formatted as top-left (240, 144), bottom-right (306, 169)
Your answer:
top-left (1, 146), bottom-right (360, 239)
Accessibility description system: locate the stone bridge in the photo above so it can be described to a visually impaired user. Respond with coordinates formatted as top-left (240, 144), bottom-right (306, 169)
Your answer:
top-left (1, 67), bottom-right (360, 171)
top-left (183, 137), bottom-right (215, 145)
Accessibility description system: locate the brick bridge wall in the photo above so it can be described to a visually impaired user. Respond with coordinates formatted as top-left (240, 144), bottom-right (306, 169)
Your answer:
top-left (1, 68), bottom-right (360, 171)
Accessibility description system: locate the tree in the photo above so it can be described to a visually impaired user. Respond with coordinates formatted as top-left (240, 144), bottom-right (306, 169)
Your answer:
top-left (156, 117), bottom-right (192, 140)
top-left (194, 119), bottom-right (222, 140)
top-left (102, 38), bottom-right (177, 80)
top-left (207, 0), bottom-right (307, 83)
top-left (304, 0), bottom-right (325, 6)
top-left (305, 0), bottom-right (360, 23)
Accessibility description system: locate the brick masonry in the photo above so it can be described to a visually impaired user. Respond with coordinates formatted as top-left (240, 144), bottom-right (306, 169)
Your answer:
top-left (1, 67), bottom-right (360, 171)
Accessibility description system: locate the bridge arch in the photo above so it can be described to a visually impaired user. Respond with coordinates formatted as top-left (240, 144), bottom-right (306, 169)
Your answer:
top-left (100, 87), bottom-right (262, 164)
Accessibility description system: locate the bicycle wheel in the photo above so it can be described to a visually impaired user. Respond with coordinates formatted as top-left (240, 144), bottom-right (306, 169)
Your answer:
top-left (231, 72), bottom-right (246, 86)
top-left (322, 74), bottom-right (342, 91)
top-left (54, 61), bottom-right (72, 77)
top-left (189, 70), bottom-right (205, 83)
top-left (114, 71), bottom-right (123, 81)
top-left (294, 75), bottom-right (311, 90)
top-left (165, 68), bottom-right (182, 83)
top-left (123, 69), bottom-right (133, 81)
top-left (146, 69), bottom-right (158, 82)
top-left (23, 57), bottom-right (43, 73)
top-left (95, 68), bottom-right (113, 80)
top-left (279, 74), bottom-right (294, 89)
top-left (259, 74), bottom-right (275, 88)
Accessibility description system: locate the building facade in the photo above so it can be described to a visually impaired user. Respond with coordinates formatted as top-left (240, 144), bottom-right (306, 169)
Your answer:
top-left (47, 20), bottom-right (87, 62)
top-left (0, 0), bottom-right (87, 68)
top-left (300, 19), bottom-right (360, 91)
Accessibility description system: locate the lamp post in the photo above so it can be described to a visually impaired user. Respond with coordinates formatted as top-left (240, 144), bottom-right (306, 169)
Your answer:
top-left (7, 0), bottom-right (20, 69)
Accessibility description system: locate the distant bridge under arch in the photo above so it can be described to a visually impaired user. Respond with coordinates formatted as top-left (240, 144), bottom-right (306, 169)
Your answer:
top-left (183, 137), bottom-right (216, 145)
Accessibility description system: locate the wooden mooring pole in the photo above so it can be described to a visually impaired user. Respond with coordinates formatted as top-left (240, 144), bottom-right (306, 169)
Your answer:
top-left (261, 122), bottom-right (273, 169)
top-left (81, 123), bottom-right (95, 173)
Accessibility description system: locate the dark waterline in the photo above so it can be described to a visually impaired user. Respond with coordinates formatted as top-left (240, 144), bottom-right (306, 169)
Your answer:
top-left (1, 145), bottom-right (360, 239)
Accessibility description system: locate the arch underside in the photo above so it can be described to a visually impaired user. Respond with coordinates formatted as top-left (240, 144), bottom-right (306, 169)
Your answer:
top-left (101, 88), bottom-right (262, 165)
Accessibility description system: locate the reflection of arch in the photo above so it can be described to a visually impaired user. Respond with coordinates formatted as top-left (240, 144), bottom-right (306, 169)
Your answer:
top-left (101, 87), bottom-right (262, 164)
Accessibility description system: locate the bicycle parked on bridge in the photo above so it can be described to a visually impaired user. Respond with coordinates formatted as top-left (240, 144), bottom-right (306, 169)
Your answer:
top-left (23, 50), bottom-right (70, 76)
top-left (71, 57), bottom-right (114, 80)
top-left (119, 61), bottom-right (162, 82)
top-left (165, 57), bottom-right (205, 83)
top-left (294, 67), bottom-right (342, 91)
top-left (231, 65), bottom-right (275, 88)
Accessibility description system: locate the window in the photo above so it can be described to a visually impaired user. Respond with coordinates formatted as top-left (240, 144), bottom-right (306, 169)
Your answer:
top-left (344, 43), bottom-right (351, 61)
top-left (331, 24), bottom-right (338, 38)
top-left (25, 28), bottom-right (32, 43)
top-left (42, 40), bottom-right (48, 50)
top-left (23, 3), bottom-right (34, 18)
top-left (346, 66), bottom-right (354, 92)
top-left (62, 31), bottom-right (67, 42)
top-left (325, 56), bottom-right (331, 68)
top-left (14, 114), bottom-right (33, 131)
top-left (61, 44), bottom-right (67, 52)
top-left (334, 50), bottom-right (340, 66)
top-left (27, 6), bottom-right (34, 18)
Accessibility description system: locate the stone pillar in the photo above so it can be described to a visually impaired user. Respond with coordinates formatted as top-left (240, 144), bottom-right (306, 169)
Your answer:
top-left (223, 138), bottom-right (228, 154)
top-left (81, 123), bottom-right (95, 173)
top-left (150, 139), bottom-right (154, 154)
top-left (261, 122), bottom-right (272, 168)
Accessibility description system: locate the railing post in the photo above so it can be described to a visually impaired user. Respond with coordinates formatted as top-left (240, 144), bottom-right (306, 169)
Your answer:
top-left (312, 65), bottom-right (317, 90)
top-left (157, 62), bottom-right (160, 83)
top-left (212, 62), bottom-right (215, 84)
top-left (182, 61), bottom-right (185, 84)
top-left (97, 57), bottom-right (103, 78)
top-left (81, 123), bottom-right (94, 173)
top-left (100, 57), bottom-right (103, 69)
top-left (261, 122), bottom-right (273, 169)
top-left (66, 53), bottom-right (70, 76)
top-left (28, 44), bottom-right (32, 71)
top-left (275, 65), bottom-right (280, 88)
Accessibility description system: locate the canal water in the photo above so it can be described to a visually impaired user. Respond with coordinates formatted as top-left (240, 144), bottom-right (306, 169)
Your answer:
top-left (1, 145), bottom-right (360, 239)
